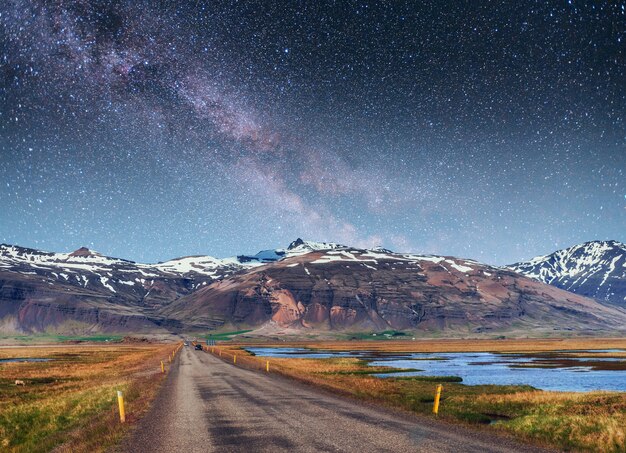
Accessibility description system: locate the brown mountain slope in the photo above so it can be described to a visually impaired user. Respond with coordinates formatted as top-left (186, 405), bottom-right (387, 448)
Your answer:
top-left (160, 248), bottom-right (626, 334)
top-left (0, 244), bottom-right (231, 334)
top-left (3, 242), bottom-right (626, 336)
top-left (0, 272), bottom-right (165, 334)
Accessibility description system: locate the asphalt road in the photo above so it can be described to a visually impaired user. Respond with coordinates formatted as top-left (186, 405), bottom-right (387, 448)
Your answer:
top-left (116, 347), bottom-right (552, 453)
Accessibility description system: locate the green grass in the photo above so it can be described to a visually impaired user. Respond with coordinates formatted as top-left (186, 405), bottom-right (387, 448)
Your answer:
top-left (0, 344), bottom-right (170, 452)
top-left (1, 385), bottom-right (116, 451)
top-left (393, 375), bottom-right (463, 382)
top-left (0, 334), bottom-right (123, 343)
top-left (323, 368), bottom-right (421, 376)
top-left (203, 330), bottom-right (253, 341)
top-left (52, 335), bottom-right (122, 342)
top-left (342, 330), bottom-right (411, 340)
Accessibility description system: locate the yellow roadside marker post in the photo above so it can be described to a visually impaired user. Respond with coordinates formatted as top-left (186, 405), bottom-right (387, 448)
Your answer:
top-left (117, 390), bottom-right (126, 423)
top-left (169, 354), bottom-right (171, 363)
top-left (161, 361), bottom-right (165, 373)
top-left (233, 355), bottom-right (237, 364)
top-left (433, 384), bottom-right (443, 415)
top-left (266, 360), bottom-right (270, 372)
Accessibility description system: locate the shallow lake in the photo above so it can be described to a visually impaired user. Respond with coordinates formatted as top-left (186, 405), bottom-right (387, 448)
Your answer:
top-left (246, 347), bottom-right (626, 392)
top-left (0, 358), bottom-right (52, 363)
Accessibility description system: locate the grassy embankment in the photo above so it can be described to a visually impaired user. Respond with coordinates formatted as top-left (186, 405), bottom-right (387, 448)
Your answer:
top-left (0, 343), bottom-right (176, 453)
top-left (217, 338), bottom-right (626, 452)
top-left (203, 330), bottom-right (253, 342)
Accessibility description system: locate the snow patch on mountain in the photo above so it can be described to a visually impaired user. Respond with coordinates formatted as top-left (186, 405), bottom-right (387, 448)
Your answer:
top-left (0, 239), bottom-right (497, 297)
top-left (509, 240), bottom-right (626, 307)
top-left (153, 255), bottom-right (256, 277)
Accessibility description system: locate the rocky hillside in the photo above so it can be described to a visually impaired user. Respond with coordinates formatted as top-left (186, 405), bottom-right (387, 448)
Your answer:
top-left (509, 240), bottom-right (626, 308)
top-left (2, 240), bottom-right (626, 336)
top-left (161, 246), bottom-right (626, 335)
top-left (0, 240), bottom-right (344, 334)
top-left (0, 244), bottom-right (259, 334)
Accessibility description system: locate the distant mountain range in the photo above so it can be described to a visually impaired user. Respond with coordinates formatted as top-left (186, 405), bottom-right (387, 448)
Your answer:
top-left (1, 239), bottom-right (625, 336)
top-left (509, 240), bottom-right (626, 308)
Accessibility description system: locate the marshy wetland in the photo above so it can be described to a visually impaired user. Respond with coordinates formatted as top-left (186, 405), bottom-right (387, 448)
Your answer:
top-left (230, 338), bottom-right (626, 452)
top-left (246, 347), bottom-right (626, 392)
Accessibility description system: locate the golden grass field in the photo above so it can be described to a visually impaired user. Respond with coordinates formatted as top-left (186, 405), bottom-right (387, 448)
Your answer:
top-left (213, 337), bottom-right (626, 452)
top-left (240, 337), bottom-right (626, 353)
top-left (0, 343), bottom-right (176, 453)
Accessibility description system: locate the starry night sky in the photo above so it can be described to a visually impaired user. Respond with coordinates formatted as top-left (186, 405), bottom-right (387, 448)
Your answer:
top-left (1, 1), bottom-right (624, 265)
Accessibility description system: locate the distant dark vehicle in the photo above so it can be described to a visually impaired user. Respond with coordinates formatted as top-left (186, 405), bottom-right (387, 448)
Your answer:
top-left (194, 344), bottom-right (203, 351)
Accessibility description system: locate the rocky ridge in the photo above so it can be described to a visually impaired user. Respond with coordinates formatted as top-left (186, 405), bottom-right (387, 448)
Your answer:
top-left (509, 240), bottom-right (626, 308)
top-left (2, 240), bottom-right (626, 335)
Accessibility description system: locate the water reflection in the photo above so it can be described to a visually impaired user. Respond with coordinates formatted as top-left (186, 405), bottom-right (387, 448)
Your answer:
top-left (246, 347), bottom-right (626, 392)
top-left (0, 358), bottom-right (52, 363)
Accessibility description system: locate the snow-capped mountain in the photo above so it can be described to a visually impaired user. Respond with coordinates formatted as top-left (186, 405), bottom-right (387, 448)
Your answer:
top-left (236, 238), bottom-right (344, 263)
top-left (0, 240), bottom-right (350, 334)
top-left (0, 244), bottom-right (251, 294)
top-left (509, 240), bottom-right (626, 308)
top-left (163, 244), bottom-right (626, 334)
top-left (0, 242), bottom-right (279, 334)
top-left (3, 239), bottom-right (626, 335)
top-left (0, 239), bottom-right (347, 297)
